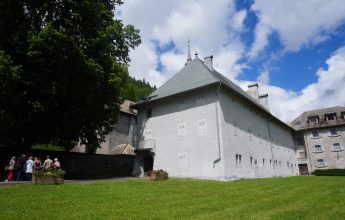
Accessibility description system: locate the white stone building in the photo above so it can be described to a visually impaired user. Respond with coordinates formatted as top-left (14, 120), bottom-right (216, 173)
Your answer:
top-left (291, 106), bottom-right (345, 174)
top-left (131, 54), bottom-right (298, 180)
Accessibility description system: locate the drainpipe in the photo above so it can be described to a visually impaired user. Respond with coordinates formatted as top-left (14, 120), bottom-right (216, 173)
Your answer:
top-left (303, 130), bottom-right (312, 174)
top-left (213, 82), bottom-right (222, 180)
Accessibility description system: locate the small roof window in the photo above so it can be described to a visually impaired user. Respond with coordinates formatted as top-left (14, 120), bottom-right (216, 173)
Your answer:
top-left (324, 113), bottom-right (336, 121)
top-left (307, 116), bottom-right (319, 123)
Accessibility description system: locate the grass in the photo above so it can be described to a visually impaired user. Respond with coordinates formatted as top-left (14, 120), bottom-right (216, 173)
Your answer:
top-left (0, 176), bottom-right (345, 219)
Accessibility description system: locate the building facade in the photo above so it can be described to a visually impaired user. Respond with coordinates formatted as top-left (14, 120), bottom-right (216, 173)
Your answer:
top-left (291, 107), bottom-right (345, 174)
top-left (71, 100), bottom-right (137, 154)
top-left (132, 55), bottom-right (297, 180)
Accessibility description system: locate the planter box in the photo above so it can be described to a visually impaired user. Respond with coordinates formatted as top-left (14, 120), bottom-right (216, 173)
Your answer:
top-left (150, 171), bottom-right (168, 181)
top-left (32, 175), bottom-right (64, 185)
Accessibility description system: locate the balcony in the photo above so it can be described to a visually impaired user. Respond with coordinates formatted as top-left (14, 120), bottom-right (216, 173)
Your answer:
top-left (137, 139), bottom-right (156, 151)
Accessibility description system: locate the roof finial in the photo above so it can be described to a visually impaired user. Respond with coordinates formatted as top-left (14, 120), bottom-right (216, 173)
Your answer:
top-left (187, 37), bottom-right (192, 62)
top-left (195, 52), bottom-right (198, 58)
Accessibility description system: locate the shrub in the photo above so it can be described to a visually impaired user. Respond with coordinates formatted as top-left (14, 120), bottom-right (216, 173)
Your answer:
top-left (33, 169), bottom-right (65, 177)
top-left (150, 169), bottom-right (169, 181)
top-left (314, 169), bottom-right (345, 176)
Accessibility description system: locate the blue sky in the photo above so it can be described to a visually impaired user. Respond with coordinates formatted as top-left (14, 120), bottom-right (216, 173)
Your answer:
top-left (119, 0), bottom-right (345, 121)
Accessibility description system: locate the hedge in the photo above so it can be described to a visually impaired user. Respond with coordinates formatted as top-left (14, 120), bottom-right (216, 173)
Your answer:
top-left (314, 169), bottom-right (345, 176)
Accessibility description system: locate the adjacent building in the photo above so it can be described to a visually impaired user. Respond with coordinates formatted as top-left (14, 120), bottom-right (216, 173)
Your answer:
top-left (291, 106), bottom-right (345, 174)
top-left (131, 54), bottom-right (297, 180)
top-left (71, 100), bottom-right (137, 155)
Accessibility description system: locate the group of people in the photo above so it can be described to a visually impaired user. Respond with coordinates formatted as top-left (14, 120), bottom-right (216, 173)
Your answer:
top-left (4, 155), bottom-right (61, 182)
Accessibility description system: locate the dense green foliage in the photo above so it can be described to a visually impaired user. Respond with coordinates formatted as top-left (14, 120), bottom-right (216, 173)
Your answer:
top-left (1, 176), bottom-right (345, 219)
top-left (0, 1), bottom-right (140, 152)
top-left (314, 169), bottom-right (345, 176)
top-left (122, 76), bottom-right (156, 102)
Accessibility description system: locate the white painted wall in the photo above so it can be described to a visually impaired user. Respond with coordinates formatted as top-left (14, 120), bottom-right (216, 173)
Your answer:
top-left (136, 86), bottom-right (298, 180)
top-left (218, 88), bottom-right (298, 179)
top-left (136, 87), bottom-right (224, 179)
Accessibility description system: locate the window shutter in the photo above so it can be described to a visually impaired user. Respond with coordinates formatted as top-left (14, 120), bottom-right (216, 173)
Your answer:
top-left (341, 145), bottom-right (345, 151)
top-left (324, 160), bottom-right (328, 167)
top-left (314, 160), bottom-right (318, 167)
top-left (330, 145), bottom-right (334, 152)
top-left (321, 145), bottom-right (325, 152)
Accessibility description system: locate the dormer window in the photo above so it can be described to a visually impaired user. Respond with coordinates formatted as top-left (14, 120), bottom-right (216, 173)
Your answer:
top-left (308, 116), bottom-right (319, 123)
top-left (324, 113), bottom-right (336, 121)
top-left (341, 112), bottom-right (345, 119)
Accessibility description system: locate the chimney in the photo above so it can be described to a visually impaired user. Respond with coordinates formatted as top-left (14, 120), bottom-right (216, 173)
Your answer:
top-left (204, 55), bottom-right (213, 70)
top-left (247, 83), bottom-right (259, 100)
top-left (259, 93), bottom-right (269, 110)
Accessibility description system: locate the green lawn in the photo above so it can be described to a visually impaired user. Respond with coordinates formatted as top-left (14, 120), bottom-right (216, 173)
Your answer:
top-left (1, 176), bottom-right (344, 219)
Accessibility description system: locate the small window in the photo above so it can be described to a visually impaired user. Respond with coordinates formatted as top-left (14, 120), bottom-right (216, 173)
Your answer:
top-left (146, 109), bottom-right (152, 118)
top-left (298, 151), bottom-right (306, 158)
top-left (250, 156), bottom-right (253, 166)
top-left (308, 116), bottom-right (319, 123)
top-left (341, 112), bottom-right (345, 119)
top-left (325, 113), bottom-right (336, 121)
top-left (248, 128), bottom-right (252, 141)
top-left (297, 137), bottom-right (304, 145)
top-left (178, 99), bottom-right (185, 110)
top-left (178, 123), bottom-right (187, 137)
top-left (197, 119), bottom-right (207, 136)
top-left (236, 154), bottom-right (242, 167)
top-left (262, 158), bottom-right (265, 165)
top-left (144, 129), bottom-right (153, 140)
top-left (312, 131), bottom-right (319, 138)
top-left (316, 159), bottom-right (325, 168)
top-left (330, 128), bottom-right (338, 136)
top-left (314, 145), bottom-right (322, 153)
top-left (332, 143), bottom-right (341, 152)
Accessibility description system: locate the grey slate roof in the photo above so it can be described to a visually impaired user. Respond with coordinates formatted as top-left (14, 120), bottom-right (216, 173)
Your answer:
top-left (147, 58), bottom-right (218, 100)
top-left (290, 106), bottom-right (345, 130)
top-left (133, 58), bottom-right (267, 112)
top-left (132, 57), bottom-right (292, 130)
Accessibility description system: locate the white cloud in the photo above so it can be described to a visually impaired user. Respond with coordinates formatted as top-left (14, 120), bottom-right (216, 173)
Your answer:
top-left (250, 0), bottom-right (345, 58)
top-left (260, 46), bottom-right (345, 122)
top-left (120, 1), bottom-right (345, 124)
top-left (257, 69), bottom-right (270, 84)
top-left (119, 0), bottom-right (247, 87)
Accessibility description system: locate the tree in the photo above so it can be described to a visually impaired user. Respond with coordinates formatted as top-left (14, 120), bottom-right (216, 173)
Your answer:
top-left (0, 0), bottom-right (141, 152)
top-left (122, 76), bottom-right (156, 102)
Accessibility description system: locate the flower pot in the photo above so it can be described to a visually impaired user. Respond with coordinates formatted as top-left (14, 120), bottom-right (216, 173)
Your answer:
top-left (150, 170), bottom-right (168, 181)
top-left (32, 175), bottom-right (64, 185)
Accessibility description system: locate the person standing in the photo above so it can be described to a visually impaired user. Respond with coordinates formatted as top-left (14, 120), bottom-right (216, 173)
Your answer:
top-left (53, 158), bottom-right (61, 170)
top-left (25, 156), bottom-right (34, 181)
top-left (42, 156), bottom-right (53, 169)
top-left (15, 155), bottom-right (26, 181)
top-left (6, 157), bottom-right (16, 182)
top-left (33, 157), bottom-right (42, 170)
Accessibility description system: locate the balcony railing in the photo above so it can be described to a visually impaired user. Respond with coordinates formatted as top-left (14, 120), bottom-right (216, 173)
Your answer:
top-left (137, 139), bottom-right (156, 151)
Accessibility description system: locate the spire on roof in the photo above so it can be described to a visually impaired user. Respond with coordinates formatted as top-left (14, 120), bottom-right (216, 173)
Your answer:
top-left (187, 37), bottom-right (192, 63)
